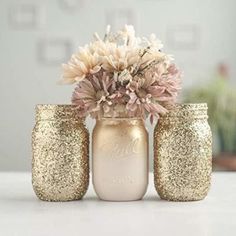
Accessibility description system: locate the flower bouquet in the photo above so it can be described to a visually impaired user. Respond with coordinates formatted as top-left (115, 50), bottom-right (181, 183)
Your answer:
top-left (62, 25), bottom-right (181, 123)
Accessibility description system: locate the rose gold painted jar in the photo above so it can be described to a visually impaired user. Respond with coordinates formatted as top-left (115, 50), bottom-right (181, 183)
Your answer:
top-left (92, 117), bottom-right (149, 201)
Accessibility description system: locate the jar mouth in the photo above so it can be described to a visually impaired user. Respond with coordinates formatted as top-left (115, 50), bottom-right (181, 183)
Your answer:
top-left (159, 103), bottom-right (208, 120)
top-left (96, 116), bottom-right (144, 125)
top-left (36, 104), bottom-right (74, 109)
top-left (166, 103), bottom-right (208, 110)
top-left (100, 116), bottom-right (143, 121)
top-left (35, 104), bottom-right (84, 122)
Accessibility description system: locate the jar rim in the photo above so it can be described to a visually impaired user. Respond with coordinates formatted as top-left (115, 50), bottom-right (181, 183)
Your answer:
top-left (36, 104), bottom-right (74, 109)
top-left (35, 104), bottom-right (84, 122)
top-left (167, 103), bottom-right (208, 109)
top-left (99, 116), bottom-right (143, 121)
top-left (159, 103), bottom-right (208, 120)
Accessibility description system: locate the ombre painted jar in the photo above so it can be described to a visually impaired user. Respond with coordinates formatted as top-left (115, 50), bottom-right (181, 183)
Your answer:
top-left (32, 105), bottom-right (89, 201)
top-left (92, 117), bottom-right (149, 201)
top-left (154, 103), bottom-right (212, 201)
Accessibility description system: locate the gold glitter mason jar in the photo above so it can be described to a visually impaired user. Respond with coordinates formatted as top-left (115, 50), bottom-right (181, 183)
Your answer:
top-left (154, 103), bottom-right (212, 201)
top-left (32, 105), bottom-right (89, 201)
top-left (92, 118), bottom-right (149, 201)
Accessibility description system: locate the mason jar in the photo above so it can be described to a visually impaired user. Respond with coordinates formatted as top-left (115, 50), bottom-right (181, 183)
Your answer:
top-left (32, 104), bottom-right (89, 201)
top-left (154, 103), bottom-right (212, 201)
top-left (92, 117), bottom-right (149, 201)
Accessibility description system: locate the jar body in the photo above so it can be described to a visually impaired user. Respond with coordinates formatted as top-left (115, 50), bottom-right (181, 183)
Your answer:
top-left (92, 118), bottom-right (149, 201)
top-left (154, 103), bottom-right (212, 201)
top-left (32, 105), bottom-right (89, 201)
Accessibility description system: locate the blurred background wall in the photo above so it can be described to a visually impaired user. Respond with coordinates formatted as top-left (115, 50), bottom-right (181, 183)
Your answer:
top-left (0, 0), bottom-right (235, 171)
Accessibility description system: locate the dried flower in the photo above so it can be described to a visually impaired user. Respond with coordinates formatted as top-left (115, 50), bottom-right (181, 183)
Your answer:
top-left (61, 45), bottom-right (101, 84)
top-left (63, 25), bottom-right (182, 122)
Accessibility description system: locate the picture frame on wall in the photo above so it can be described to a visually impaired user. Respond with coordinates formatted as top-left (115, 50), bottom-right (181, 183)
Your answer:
top-left (166, 24), bottom-right (200, 50)
top-left (8, 3), bottom-right (43, 30)
top-left (37, 38), bottom-right (73, 66)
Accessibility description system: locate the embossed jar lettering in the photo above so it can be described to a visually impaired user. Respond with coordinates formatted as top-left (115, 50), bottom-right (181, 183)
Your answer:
top-left (154, 103), bottom-right (212, 201)
top-left (32, 105), bottom-right (89, 201)
top-left (99, 137), bottom-right (140, 159)
top-left (92, 118), bottom-right (149, 201)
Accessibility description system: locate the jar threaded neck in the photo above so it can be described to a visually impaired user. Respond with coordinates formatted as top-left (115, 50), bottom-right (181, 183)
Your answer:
top-left (35, 104), bottom-right (84, 122)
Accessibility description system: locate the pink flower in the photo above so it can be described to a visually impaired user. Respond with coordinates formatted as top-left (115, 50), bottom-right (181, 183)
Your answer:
top-left (72, 72), bottom-right (113, 118)
top-left (125, 63), bottom-right (181, 122)
top-left (126, 79), bottom-right (168, 122)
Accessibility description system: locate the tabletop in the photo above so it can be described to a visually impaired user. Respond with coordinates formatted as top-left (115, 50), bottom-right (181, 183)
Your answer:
top-left (0, 172), bottom-right (236, 236)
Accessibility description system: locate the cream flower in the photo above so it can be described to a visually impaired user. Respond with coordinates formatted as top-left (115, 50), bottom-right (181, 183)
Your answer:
top-left (61, 45), bottom-right (101, 84)
top-left (117, 69), bottom-right (133, 85)
top-left (102, 45), bottom-right (140, 72)
top-left (143, 33), bottom-right (163, 50)
top-left (118, 25), bottom-right (139, 47)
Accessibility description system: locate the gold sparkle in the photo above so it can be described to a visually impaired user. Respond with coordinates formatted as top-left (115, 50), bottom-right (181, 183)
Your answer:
top-left (154, 103), bottom-right (212, 201)
top-left (32, 105), bottom-right (89, 201)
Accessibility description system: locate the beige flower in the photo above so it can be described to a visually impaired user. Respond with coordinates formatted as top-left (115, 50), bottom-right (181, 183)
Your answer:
top-left (117, 69), bottom-right (133, 85)
top-left (102, 45), bottom-right (140, 72)
top-left (61, 45), bottom-right (101, 84)
top-left (118, 25), bottom-right (139, 47)
top-left (143, 33), bottom-right (163, 50)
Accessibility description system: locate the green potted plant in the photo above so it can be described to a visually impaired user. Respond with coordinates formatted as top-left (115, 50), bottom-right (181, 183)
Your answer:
top-left (184, 64), bottom-right (236, 170)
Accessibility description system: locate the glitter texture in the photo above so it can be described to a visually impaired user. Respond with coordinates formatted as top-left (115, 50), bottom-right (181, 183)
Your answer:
top-left (32, 105), bottom-right (89, 201)
top-left (154, 103), bottom-right (212, 201)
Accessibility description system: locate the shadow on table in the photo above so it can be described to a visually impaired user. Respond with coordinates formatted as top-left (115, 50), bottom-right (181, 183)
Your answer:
top-left (0, 194), bottom-right (173, 203)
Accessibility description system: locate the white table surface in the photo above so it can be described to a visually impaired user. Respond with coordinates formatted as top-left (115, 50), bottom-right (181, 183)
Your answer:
top-left (0, 172), bottom-right (236, 236)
